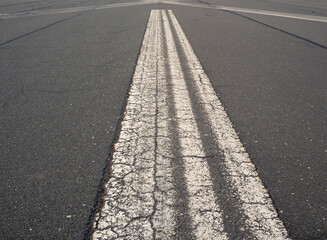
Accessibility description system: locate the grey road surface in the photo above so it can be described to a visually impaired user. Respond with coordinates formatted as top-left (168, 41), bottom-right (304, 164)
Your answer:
top-left (0, 0), bottom-right (326, 239)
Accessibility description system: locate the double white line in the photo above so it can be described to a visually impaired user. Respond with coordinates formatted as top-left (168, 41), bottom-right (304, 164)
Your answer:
top-left (93, 10), bottom-right (289, 239)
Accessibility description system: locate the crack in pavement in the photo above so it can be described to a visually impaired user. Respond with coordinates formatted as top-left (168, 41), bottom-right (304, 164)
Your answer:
top-left (0, 10), bottom-right (91, 47)
top-left (92, 9), bottom-right (290, 240)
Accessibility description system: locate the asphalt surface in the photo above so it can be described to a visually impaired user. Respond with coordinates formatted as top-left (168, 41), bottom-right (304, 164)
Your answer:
top-left (0, 0), bottom-right (326, 239)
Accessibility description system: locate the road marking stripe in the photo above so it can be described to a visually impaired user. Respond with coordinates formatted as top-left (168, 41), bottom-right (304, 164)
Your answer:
top-left (153, 10), bottom-right (176, 239)
top-left (161, 10), bottom-right (228, 239)
top-left (161, 1), bottom-right (327, 23)
top-left (0, 1), bottom-right (156, 19)
top-left (214, 5), bottom-right (327, 23)
top-left (93, 10), bottom-right (159, 239)
top-left (2, 0), bottom-right (327, 23)
top-left (168, 9), bottom-right (289, 239)
top-left (93, 9), bottom-right (290, 239)
top-left (93, 9), bottom-right (229, 239)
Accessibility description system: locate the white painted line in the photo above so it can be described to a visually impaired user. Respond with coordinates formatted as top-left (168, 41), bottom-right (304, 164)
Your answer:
top-left (168, 9), bottom-right (289, 239)
top-left (93, 10), bottom-right (177, 239)
top-left (152, 10), bottom-right (176, 239)
top-left (161, 1), bottom-right (211, 9)
top-left (162, 10), bottom-right (228, 239)
top-left (93, 8), bottom-right (290, 240)
top-left (161, 0), bottom-right (327, 23)
top-left (2, 0), bottom-right (327, 23)
top-left (93, 9), bottom-right (228, 239)
top-left (93, 10), bottom-right (159, 239)
top-left (0, 1), bottom-right (156, 19)
top-left (214, 5), bottom-right (327, 23)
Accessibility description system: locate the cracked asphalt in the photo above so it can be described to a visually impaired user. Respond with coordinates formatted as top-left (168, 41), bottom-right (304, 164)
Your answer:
top-left (93, 10), bottom-right (288, 239)
top-left (0, 0), bottom-right (326, 239)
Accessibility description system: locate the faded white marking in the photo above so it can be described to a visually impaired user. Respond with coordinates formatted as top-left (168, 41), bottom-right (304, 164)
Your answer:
top-left (93, 8), bottom-right (290, 240)
top-left (168, 9), bottom-right (289, 239)
top-left (93, 9), bottom-right (228, 239)
top-left (2, 0), bottom-right (327, 23)
top-left (214, 5), bottom-right (327, 23)
top-left (93, 10), bottom-right (158, 239)
top-left (0, 1), bottom-right (156, 19)
top-left (153, 10), bottom-right (176, 239)
top-left (162, 10), bottom-right (228, 239)
top-left (161, 0), bottom-right (327, 23)
top-left (93, 10), bottom-right (176, 239)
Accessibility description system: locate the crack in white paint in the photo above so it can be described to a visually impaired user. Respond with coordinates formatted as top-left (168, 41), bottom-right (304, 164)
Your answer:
top-left (93, 9), bottom-right (290, 240)
top-left (168, 9), bottom-right (289, 239)
top-left (93, 10), bottom-right (158, 239)
top-left (93, 10), bottom-right (177, 240)
top-left (152, 10), bottom-right (176, 239)
top-left (161, 10), bottom-right (228, 240)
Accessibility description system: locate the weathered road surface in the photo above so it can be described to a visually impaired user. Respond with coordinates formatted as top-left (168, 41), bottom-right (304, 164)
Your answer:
top-left (0, 0), bottom-right (326, 239)
top-left (93, 9), bottom-right (288, 240)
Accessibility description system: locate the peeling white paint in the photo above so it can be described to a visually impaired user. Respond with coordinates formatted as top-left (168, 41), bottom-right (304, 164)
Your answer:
top-left (168, 9), bottom-right (289, 239)
top-left (93, 10), bottom-right (158, 239)
top-left (162, 10), bottom-right (228, 240)
top-left (93, 9), bottom-right (289, 240)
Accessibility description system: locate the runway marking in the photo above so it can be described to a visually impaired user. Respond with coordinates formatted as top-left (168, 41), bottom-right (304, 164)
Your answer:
top-left (1, 0), bottom-right (327, 23)
top-left (93, 9), bottom-right (289, 239)
top-left (91, 9), bottom-right (181, 239)
top-left (162, 10), bottom-right (227, 239)
top-left (0, 1), bottom-right (156, 19)
top-left (161, 1), bottom-right (327, 23)
top-left (213, 5), bottom-right (327, 22)
top-left (168, 9), bottom-right (289, 239)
